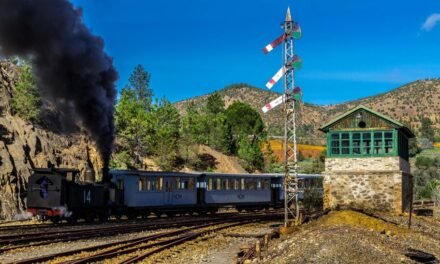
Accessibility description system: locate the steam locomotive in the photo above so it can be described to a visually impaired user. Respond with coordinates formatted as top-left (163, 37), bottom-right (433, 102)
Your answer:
top-left (26, 168), bottom-right (322, 223)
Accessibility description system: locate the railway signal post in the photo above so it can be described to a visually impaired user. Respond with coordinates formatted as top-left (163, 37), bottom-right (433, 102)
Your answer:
top-left (261, 7), bottom-right (303, 227)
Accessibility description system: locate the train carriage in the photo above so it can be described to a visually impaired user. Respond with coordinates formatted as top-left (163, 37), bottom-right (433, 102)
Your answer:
top-left (110, 171), bottom-right (201, 217)
top-left (202, 173), bottom-right (284, 211)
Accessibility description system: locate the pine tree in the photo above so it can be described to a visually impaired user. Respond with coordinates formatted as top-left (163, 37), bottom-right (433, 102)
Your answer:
top-left (148, 98), bottom-right (181, 170)
top-left (128, 64), bottom-right (153, 110)
top-left (11, 62), bottom-right (41, 123)
top-left (206, 92), bottom-right (224, 114)
top-left (114, 88), bottom-right (149, 168)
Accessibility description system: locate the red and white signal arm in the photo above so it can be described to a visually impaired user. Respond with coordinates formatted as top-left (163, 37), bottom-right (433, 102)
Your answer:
top-left (261, 95), bottom-right (286, 113)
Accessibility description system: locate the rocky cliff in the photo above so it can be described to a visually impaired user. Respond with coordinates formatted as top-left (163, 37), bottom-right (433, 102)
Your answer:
top-left (0, 61), bottom-right (102, 219)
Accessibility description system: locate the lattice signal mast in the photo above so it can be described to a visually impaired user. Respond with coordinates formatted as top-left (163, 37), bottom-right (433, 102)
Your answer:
top-left (261, 7), bottom-right (302, 227)
top-left (282, 7), bottom-right (301, 227)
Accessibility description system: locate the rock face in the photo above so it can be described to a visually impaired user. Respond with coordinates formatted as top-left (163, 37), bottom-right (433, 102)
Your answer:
top-left (0, 61), bottom-right (102, 219)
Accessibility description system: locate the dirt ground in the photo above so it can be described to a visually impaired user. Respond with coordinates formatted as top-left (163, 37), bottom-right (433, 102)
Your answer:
top-left (262, 210), bottom-right (440, 264)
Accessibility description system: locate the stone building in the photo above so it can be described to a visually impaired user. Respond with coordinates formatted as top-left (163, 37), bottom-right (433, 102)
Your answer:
top-left (319, 105), bottom-right (414, 213)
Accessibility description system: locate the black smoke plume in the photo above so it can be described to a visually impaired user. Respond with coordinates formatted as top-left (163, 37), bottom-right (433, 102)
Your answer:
top-left (0, 0), bottom-right (118, 168)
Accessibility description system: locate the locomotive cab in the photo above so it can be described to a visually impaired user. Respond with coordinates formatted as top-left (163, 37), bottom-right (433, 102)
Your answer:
top-left (27, 168), bottom-right (79, 222)
top-left (27, 168), bottom-right (109, 223)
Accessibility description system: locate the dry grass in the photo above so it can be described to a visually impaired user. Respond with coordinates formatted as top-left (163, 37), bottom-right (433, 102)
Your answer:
top-left (317, 210), bottom-right (409, 235)
top-left (263, 140), bottom-right (325, 162)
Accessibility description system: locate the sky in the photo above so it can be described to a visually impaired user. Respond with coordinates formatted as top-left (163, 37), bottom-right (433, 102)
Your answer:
top-left (72, 0), bottom-right (440, 105)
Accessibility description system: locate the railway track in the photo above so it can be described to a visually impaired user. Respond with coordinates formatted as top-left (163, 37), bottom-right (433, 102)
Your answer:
top-left (9, 212), bottom-right (281, 264)
top-left (0, 212), bottom-right (257, 252)
top-left (0, 210), bottom-right (258, 234)
top-left (0, 212), bottom-right (222, 233)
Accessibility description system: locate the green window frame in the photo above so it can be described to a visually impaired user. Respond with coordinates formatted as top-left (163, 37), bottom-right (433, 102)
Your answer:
top-left (327, 130), bottom-right (397, 158)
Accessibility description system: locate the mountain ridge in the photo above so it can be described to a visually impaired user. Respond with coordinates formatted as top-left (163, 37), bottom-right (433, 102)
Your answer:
top-left (175, 79), bottom-right (440, 142)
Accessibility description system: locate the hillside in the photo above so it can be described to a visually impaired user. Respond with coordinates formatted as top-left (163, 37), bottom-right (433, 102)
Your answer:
top-left (175, 80), bottom-right (440, 142)
top-left (174, 84), bottom-right (327, 144)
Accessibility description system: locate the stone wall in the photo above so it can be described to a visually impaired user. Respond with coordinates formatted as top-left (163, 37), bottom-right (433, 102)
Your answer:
top-left (324, 157), bottom-right (412, 214)
top-left (325, 156), bottom-right (410, 173)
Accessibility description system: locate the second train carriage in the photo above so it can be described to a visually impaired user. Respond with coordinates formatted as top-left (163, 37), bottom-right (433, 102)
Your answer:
top-left (110, 171), bottom-right (201, 217)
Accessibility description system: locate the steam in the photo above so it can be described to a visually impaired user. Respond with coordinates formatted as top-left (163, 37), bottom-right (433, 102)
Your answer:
top-left (0, 0), bottom-right (118, 168)
top-left (13, 211), bottom-right (33, 221)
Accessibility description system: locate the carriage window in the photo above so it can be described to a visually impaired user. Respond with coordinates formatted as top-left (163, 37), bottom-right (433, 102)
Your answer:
top-left (174, 177), bottom-right (180, 190)
top-left (262, 179), bottom-right (270, 189)
top-left (208, 178), bottom-right (213, 191)
top-left (146, 178), bottom-right (152, 191)
top-left (256, 179), bottom-right (262, 189)
top-left (213, 178), bottom-right (218, 190)
top-left (180, 178), bottom-right (193, 190)
top-left (139, 177), bottom-right (147, 191)
top-left (247, 178), bottom-right (255, 190)
top-left (241, 178), bottom-right (246, 190)
top-left (158, 177), bottom-right (163, 191)
top-left (181, 179), bottom-right (188, 189)
top-left (152, 178), bottom-right (158, 191)
top-left (188, 178), bottom-right (195, 190)
top-left (225, 178), bottom-right (231, 190)
top-left (116, 179), bottom-right (124, 190)
top-left (234, 178), bottom-right (240, 190)
top-left (298, 179), bottom-right (304, 188)
top-left (217, 178), bottom-right (222, 190)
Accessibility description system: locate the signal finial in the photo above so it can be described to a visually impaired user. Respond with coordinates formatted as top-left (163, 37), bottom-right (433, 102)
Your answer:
top-left (285, 7), bottom-right (292, 22)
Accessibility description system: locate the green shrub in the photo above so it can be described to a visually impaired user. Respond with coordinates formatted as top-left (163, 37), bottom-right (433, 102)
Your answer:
top-left (11, 63), bottom-right (41, 123)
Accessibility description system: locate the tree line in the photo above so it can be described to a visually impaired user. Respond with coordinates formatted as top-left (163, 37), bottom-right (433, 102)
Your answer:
top-left (112, 65), bottom-right (270, 172)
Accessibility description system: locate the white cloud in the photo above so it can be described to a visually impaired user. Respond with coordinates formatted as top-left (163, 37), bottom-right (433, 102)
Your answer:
top-left (421, 13), bottom-right (440, 31)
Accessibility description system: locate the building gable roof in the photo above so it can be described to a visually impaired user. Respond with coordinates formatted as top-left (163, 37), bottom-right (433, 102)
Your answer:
top-left (319, 105), bottom-right (415, 138)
